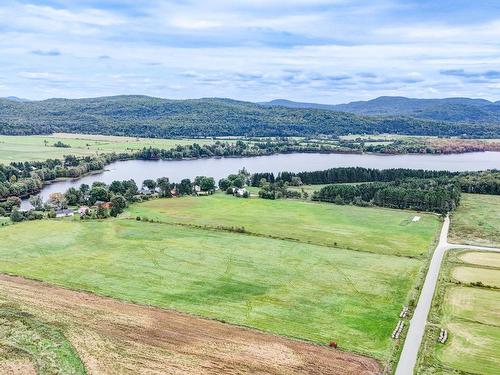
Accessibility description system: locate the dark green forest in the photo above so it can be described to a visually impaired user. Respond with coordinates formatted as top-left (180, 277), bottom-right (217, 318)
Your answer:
top-left (311, 179), bottom-right (461, 214)
top-left (1, 95), bottom-right (498, 138)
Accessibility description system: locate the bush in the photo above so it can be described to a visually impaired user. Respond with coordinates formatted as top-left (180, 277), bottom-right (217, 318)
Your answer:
top-left (10, 209), bottom-right (25, 222)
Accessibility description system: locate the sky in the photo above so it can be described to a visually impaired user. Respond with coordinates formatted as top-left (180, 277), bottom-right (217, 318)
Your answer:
top-left (1, 0), bottom-right (500, 103)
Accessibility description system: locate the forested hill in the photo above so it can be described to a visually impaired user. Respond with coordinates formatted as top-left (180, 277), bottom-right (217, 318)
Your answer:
top-left (261, 96), bottom-right (500, 126)
top-left (0, 95), bottom-right (498, 138)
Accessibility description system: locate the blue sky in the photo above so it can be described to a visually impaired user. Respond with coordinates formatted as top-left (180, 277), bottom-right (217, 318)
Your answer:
top-left (1, 0), bottom-right (499, 103)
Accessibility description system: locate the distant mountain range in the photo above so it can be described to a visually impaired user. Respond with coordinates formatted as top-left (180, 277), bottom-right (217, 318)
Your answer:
top-left (260, 96), bottom-right (500, 124)
top-left (0, 95), bottom-right (498, 138)
top-left (1, 96), bottom-right (31, 103)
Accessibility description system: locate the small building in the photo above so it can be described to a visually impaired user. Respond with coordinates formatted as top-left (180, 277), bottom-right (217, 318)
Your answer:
top-left (235, 188), bottom-right (247, 197)
top-left (56, 209), bottom-right (74, 218)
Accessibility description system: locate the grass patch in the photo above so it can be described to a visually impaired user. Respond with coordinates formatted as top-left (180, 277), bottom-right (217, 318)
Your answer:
top-left (449, 194), bottom-right (500, 247)
top-left (0, 218), bottom-right (423, 360)
top-left (436, 321), bottom-right (500, 375)
top-left (459, 251), bottom-right (500, 268)
top-left (126, 194), bottom-right (440, 257)
top-left (451, 267), bottom-right (500, 288)
top-left (0, 306), bottom-right (86, 374)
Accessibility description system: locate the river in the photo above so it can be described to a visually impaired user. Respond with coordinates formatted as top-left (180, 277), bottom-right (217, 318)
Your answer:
top-left (21, 151), bottom-right (500, 209)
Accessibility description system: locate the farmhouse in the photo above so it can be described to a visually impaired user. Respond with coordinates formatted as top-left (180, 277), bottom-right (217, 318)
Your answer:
top-left (55, 209), bottom-right (74, 218)
top-left (193, 185), bottom-right (211, 196)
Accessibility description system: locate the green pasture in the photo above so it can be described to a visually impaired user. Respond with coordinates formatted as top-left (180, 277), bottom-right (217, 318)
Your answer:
top-left (0, 218), bottom-right (423, 359)
top-left (0, 133), bottom-right (215, 164)
top-left (449, 194), bottom-right (500, 247)
top-left (126, 194), bottom-right (440, 257)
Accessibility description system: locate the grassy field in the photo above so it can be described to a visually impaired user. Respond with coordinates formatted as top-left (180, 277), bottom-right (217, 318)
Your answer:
top-left (452, 266), bottom-right (500, 288)
top-left (449, 194), bottom-right (500, 247)
top-left (459, 252), bottom-right (500, 268)
top-left (417, 250), bottom-right (500, 374)
top-left (0, 133), bottom-right (216, 163)
top-left (126, 194), bottom-right (440, 257)
top-left (0, 213), bottom-right (427, 360)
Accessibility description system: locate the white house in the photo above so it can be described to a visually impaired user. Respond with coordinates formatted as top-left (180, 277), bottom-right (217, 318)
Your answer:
top-left (235, 188), bottom-right (247, 197)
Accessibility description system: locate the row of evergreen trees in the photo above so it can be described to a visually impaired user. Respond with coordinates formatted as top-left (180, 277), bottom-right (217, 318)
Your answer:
top-left (311, 179), bottom-right (461, 214)
top-left (251, 167), bottom-right (458, 186)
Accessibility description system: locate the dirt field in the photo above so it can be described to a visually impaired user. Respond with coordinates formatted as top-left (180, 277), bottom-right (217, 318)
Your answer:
top-left (0, 275), bottom-right (381, 375)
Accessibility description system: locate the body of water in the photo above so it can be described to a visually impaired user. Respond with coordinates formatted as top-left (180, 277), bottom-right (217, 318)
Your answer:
top-left (22, 151), bottom-right (500, 209)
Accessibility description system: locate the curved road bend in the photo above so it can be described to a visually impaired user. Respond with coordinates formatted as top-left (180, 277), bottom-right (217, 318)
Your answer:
top-left (395, 215), bottom-right (500, 375)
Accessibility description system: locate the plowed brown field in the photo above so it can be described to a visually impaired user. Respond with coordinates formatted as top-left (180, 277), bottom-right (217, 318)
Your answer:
top-left (0, 274), bottom-right (381, 375)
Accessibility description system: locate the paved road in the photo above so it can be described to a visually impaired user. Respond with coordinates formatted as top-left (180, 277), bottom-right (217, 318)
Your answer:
top-left (395, 215), bottom-right (500, 375)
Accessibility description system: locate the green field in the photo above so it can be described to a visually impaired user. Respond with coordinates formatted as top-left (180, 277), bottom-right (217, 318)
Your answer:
top-left (126, 194), bottom-right (440, 257)
top-left (0, 133), bottom-right (216, 163)
top-left (417, 251), bottom-right (500, 374)
top-left (449, 194), bottom-right (500, 247)
top-left (0, 194), bottom-right (438, 360)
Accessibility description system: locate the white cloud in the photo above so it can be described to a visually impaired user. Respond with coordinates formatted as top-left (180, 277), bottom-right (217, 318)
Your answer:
top-left (0, 1), bottom-right (499, 101)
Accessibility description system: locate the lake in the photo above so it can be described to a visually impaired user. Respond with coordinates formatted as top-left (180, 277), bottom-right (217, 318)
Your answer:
top-left (22, 151), bottom-right (500, 209)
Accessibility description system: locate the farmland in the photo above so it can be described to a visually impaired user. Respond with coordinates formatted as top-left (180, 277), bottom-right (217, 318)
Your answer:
top-left (0, 275), bottom-right (380, 375)
top-left (417, 250), bottom-right (500, 374)
top-left (0, 305), bottom-right (86, 374)
top-left (0, 195), bottom-right (442, 365)
top-left (449, 194), bottom-right (500, 247)
top-left (126, 193), bottom-right (440, 257)
top-left (0, 133), bottom-right (216, 163)
top-left (0, 218), bottom-right (420, 360)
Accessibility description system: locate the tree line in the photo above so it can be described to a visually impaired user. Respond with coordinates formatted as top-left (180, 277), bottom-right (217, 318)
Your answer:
top-left (0, 153), bottom-right (127, 201)
top-left (251, 167), bottom-right (458, 186)
top-left (311, 179), bottom-right (461, 214)
top-left (250, 167), bottom-right (500, 195)
top-left (134, 139), bottom-right (357, 160)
